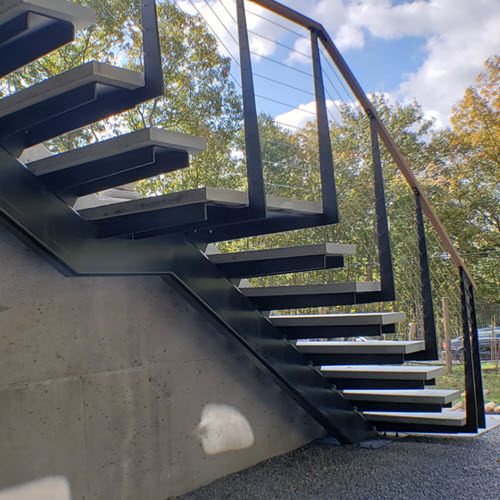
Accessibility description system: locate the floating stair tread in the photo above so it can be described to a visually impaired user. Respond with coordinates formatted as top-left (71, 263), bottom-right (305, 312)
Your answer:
top-left (28, 128), bottom-right (206, 176)
top-left (242, 282), bottom-right (380, 297)
top-left (343, 389), bottom-right (461, 405)
top-left (273, 312), bottom-right (405, 327)
top-left (296, 340), bottom-right (424, 355)
top-left (209, 243), bottom-right (357, 264)
top-left (79, 186), bottom-right (322, 220)
top-left (0, 0), bottom-right (96, 31)
top-left (0, 61), bottom-right (144, 118)
top-left (321, 365), bottom-right (445, 380)
top-left (364, 411), bottom-right (467, 427)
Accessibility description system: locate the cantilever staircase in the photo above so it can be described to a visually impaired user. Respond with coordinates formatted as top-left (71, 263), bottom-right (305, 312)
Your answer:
top-left (0, 0), bottom-right (485, 443)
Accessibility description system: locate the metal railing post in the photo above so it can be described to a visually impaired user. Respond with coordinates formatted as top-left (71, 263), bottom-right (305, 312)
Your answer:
top-left (460, 267), bottom-right (478, 432)
top-left (413, 188), bottom-right (438, 359)
top-left (369, 116), bottom-right (394, 300)
top-left (236, 0), bottom-right (266, 217)
top-left (141, 0), bottom-right (164, 96)
top-left (464, 270), bottom-right (486, 428)
top-left (310, 29), bottom-right (338, 221)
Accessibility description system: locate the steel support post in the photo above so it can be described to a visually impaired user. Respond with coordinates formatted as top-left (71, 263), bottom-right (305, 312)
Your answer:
top-left (370, 117), bottom-right (395, 300)
top-left (310, 29), bottom-right (338, 221)
top-left (464, 271), bottom-right (486, 428)
top-left (460, 267), bottom-right (478, 432)
top-left (236, 0), bottom-right (266, 217)
top-left (141, 0), bottom-right (164, 96)
top-left (413, 188), bottom-right (438, 359)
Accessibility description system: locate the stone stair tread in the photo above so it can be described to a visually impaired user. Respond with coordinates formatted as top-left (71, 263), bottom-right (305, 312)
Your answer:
top-left (79, 186), bottom-right (322, 220)
top-left (209, 243), bottom-right (357, 264)
top-left (364, 411), bottom-right (467, 427)
top-left (272, 312), bottom-right (405, 327)
top-left (241, 282), bottom-right (381, 297)
top-left (28, 128), bottom-right (206, 176)
top-left (0, 0), bottom-right (96, 31)
top-left (321, 365), bottom-right (445, 380)
top-left (0, 61), bottom-right (145, 119)
top-left (296, 340), bottom-right (424, 355)
top-left (343, 388), bottom-right (461, 404)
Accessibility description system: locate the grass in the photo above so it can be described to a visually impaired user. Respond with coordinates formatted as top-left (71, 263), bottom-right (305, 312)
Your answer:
top-left (435, 363), bottom-right (500, 406)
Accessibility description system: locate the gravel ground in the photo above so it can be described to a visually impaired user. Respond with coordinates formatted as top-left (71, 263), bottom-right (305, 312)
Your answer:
top-left (178, 425), bottom-right (500, 500)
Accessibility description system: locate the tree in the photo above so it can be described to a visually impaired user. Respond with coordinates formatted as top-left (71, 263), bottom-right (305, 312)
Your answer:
top-left (425, 56), bottom-right (500, 303)
top-left (1, 0), bottom-right (243, 189)
top-left (0, 0), bottom-right (142, 150)
top-left (130, 1), bottom-right (243, 195)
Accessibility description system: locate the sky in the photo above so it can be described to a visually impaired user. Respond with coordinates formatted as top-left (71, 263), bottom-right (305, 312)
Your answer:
top-left (177, 0), bottom-right (500, 130)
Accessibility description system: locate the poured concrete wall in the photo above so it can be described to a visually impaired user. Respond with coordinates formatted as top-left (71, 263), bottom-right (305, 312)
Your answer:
top-left (0, 227), bottom-right (323, 499)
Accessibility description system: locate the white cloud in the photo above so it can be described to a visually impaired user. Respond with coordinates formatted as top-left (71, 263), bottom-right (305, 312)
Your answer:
top-left (396, 1), bottom-right (500, 127)
top-left (283, 0), bottom-right (500, 126)
top-left (275, 99), bottom-right (344, 130)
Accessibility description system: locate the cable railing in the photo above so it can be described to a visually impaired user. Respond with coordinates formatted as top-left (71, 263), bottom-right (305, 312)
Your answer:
top-left (210, 0), bottom-right (484, 430)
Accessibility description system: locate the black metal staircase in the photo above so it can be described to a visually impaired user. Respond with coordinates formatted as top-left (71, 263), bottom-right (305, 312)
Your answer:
top-left (0, 0), bottom-right (486, 444)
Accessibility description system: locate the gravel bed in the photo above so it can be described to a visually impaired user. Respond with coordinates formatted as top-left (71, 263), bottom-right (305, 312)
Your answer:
top-left (177, 426), bottom-right (500, 500)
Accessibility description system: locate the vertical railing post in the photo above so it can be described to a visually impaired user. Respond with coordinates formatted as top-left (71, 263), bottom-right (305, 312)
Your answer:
top-left (413, 188), bottom-right (438, 359)
top-left (369, 116), bottom-right (394, 300)
top-left (236, 0), bottom-right (266, 217)
top-left (460, 267), bottom-right (478, 432)
top-left (464, 271), bottom-right (486, 428)
top-left (310, 29), bottom-right (338, 221)
top-left (141, 0), bottom-right (164, 95)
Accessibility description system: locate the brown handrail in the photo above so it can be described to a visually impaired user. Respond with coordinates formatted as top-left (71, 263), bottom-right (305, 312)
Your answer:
top-left (247, 0), bottom-right (476, 290)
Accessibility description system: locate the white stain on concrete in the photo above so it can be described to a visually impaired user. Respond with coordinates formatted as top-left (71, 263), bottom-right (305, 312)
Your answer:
top-left (196, 403), bottom-right (255, 455)
top-left (0, 476), bottom-right (71, 500)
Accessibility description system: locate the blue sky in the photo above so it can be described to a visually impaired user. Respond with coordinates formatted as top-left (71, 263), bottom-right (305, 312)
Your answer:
top-left (345, 33), bottom-right (427, 93)
top-left (178, 0), bottom-right (500, 129)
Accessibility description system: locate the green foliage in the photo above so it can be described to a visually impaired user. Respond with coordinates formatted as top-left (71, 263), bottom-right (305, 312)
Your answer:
top-left (422, 56), bottom-right (500, 303)
top-left (6, 0), bottom-right (497, 319)
top-left (132, 0), bottom-right (243, 195)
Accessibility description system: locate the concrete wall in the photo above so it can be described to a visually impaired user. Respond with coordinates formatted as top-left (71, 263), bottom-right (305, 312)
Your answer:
top-left (0, 227), bottom-right (323, 499)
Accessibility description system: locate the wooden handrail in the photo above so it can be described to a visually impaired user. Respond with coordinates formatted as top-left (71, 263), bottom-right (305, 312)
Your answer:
top-left (247, 0), bottom-right (476, 290)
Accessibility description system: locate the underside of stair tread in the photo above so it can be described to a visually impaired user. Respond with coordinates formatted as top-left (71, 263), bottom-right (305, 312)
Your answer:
top-left (0, 0), bottom-right (96, 79)
top-left (0, 61), bottom-right (144, 120)
top-left (321, 365), bottom-right (445, 380)
top-left (76, 185), bottom-right (322, 240)
top-left (272, 312), bottom-right (405, 327)
top-left (24, 129), bottom-right (207, 197)
top-left (208, 243), bottom-right (354, 278)
top-left (0, 0), bottom-right (96, 30)
top-left (28, 128), bottom-right (207, 176)
top-left (364, 411), bottom-right (467, 427)
top-left (343, 388), bottom-right (461, 404)
top-left (241, 281), bottom-right (381, 297)
top-left (209, 243), bottom-right (357, 263)
top-left (296, 340), bottom-right (425, 355)
top-left (78, 186), bottom-right (322, 221)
